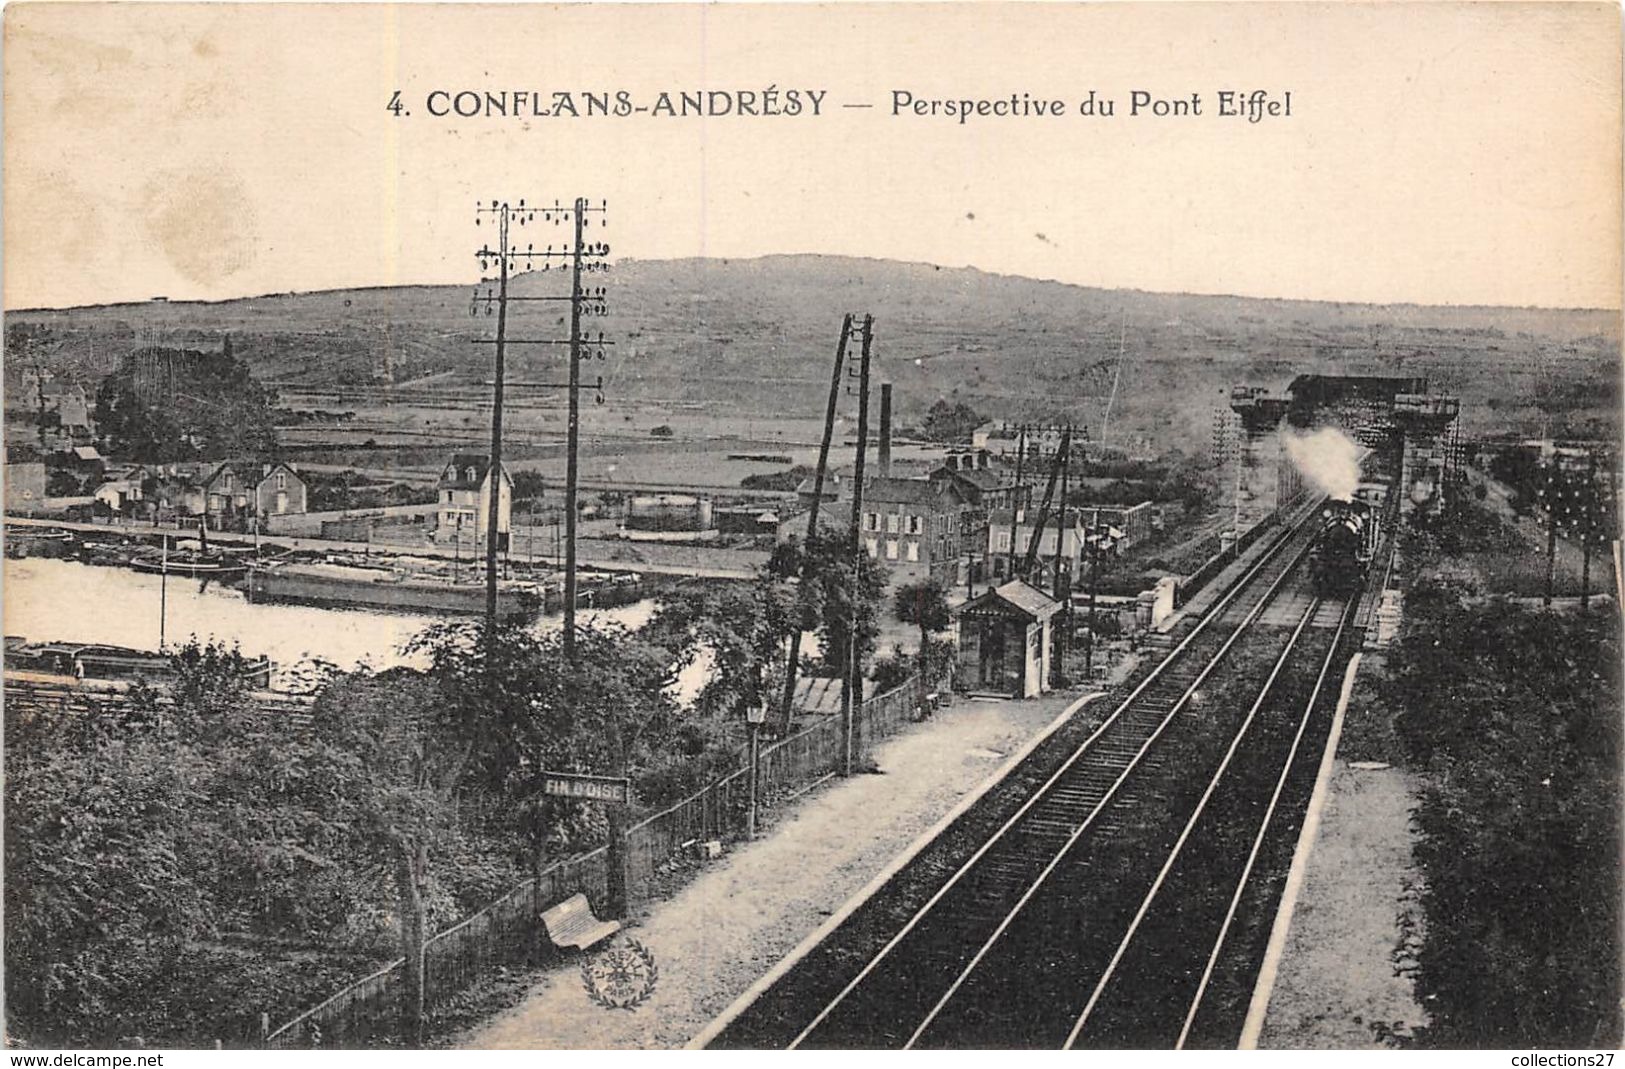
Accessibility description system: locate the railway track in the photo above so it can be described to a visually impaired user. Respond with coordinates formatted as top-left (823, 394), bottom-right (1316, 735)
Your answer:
top-left (707, 498), bottom-right (1360, 1049)
top-left (1064, 596), bottom-right (1354, 1048)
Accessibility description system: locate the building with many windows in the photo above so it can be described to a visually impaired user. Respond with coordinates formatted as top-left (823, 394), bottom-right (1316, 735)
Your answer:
top-left (859, 476), bottom-right (969, 584)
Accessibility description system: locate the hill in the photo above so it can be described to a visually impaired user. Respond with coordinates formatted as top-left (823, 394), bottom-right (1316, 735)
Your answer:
top-left (7, 256), bottom-right (1620, 453)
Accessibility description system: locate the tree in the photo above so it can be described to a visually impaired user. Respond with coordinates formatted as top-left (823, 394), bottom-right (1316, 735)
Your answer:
top-left (4, 694), bottom-right (213, 1044)
top-left (894, 579), bottom-right (951, 643)
top-left (774, 535), bottom-right (887, 678)
top-left (93, 346), bottom-right (278, 461)
top-left (644, 578), bottom-right (797, 727)
top-left (307, 671), bottom-right (471, 1045)
top-left (894, 579), bottom-right (951, 711)
top-left (2, 640), bottom-right (353, 1046)
top-left (510, 469), bottom-right (548, 502)
top-left (403, 619), bottom-right (681, 918)
top-left (919, 399), bottom-right (985, 443)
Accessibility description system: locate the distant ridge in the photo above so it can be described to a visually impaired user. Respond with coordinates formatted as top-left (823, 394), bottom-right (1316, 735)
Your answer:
top-left (11, 254), bottom-right (1623, 317)
top-left (7, 254), bottom-right (1619, 452)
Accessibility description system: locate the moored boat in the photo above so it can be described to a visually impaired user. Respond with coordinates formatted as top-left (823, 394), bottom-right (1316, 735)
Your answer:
top-left (129, 551), bottom-right (249, 578)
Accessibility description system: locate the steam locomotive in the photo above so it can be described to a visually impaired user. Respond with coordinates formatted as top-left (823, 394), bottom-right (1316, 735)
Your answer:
top-left (1306, 482), bottom-right (1387, 597)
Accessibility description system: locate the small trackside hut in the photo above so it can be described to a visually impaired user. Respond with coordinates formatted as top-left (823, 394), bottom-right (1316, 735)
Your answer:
top-left (955, 579), bottom-right (1061, 699)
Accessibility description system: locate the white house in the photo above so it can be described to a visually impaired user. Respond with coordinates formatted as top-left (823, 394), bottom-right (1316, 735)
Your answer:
top-left (435, 453), bottom-right (513, 548)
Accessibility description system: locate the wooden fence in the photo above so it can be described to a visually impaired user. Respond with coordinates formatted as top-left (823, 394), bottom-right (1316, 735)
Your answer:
top-left (263, 671), bottom-right (938, 1048)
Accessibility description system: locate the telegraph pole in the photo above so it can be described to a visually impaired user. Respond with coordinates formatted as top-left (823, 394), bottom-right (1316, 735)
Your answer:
top-left (840, 315), bottom-right (874, 777)
top-left (778, 314), bottom-right (853, 733)
top-left (1084, 508), bottom-right (1103, 679)
top-left (472, 196), bottom-right (610, 654)
top-left (1541, 459), bottom-right (1560, 608)
top-left (1052, 426), bottom-right (1073, 685)
top-left (564, 202), bottom-right (586, 660)
top-left (473, 199), bottom-right (622, 916)
top-left (1008, 426), bottom-right (1028, 579)
top-left (1581, 450), bottom-right (1597, 609)
top-left (484, 206), bottom-right (512, 631)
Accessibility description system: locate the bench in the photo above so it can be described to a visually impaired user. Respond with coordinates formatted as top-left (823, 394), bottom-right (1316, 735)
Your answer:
top-left (540, 892), bottom-right (621, 951)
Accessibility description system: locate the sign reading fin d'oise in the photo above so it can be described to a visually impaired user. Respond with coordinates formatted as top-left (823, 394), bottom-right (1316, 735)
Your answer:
top-left (542, 772), bottom-right (632, 804)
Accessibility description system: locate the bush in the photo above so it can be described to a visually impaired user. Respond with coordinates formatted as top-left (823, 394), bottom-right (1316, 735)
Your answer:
top-left (1384, 595), bottom-right (1620, 1046)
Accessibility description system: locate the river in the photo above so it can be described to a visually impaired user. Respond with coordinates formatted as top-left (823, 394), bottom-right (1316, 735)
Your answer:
top-left (2, 557), bottom-right (707, 694)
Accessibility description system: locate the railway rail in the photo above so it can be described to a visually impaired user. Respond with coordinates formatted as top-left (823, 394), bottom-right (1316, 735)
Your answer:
top-left (707, 496), bottom-right (1364, 1048)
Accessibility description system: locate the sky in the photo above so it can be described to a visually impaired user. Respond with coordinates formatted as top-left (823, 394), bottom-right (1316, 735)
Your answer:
top-left (4, 2), bottom-right (1622, 311)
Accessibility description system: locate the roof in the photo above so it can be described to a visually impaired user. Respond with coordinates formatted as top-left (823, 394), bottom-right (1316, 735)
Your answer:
top-left (793, 674), bottom-right (876, 715)
top-left (959, 579), bottom-right (1062, 623)
top-left (988, 507), bottom-right (1085, 529)
top-left (202, 462), bottom-right (250, 489)
top-left (70, 446), bottom-right (103, 462)
top-left (257, 460), bottom-right (303, 484)
top-left (795, 475), bottom-right (842, 498)
top-left (438, 454), bottom-right (510, 490)
top-left (865, 476), bottom-right (962, 508)
top-left (938, 465), bottom-right (1018, 492)
top-left (779, 508), bottom-right (846, 535)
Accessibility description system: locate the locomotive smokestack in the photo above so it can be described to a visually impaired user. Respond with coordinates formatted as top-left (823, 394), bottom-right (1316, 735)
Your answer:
top-left (878, 382), bottom-right (893, 478)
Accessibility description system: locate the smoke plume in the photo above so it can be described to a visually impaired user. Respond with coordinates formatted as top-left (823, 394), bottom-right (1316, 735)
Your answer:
top-left (1282, 427), bottom-right (1362, 501)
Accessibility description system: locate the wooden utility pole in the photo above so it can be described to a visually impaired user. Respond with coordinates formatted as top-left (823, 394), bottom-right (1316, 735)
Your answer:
top-left (1052, 427), bottom-right (1073, 685)
top-left (472, 198), bottom-right (617, 913)
top-left (840, 315), bottom-right (874, 777)
top-left (778, 314), bottom-right (853, 732)
top-left (1007, 426), bottom-right (1028, 579)
top-left (1543, 460), bottom-right (1559, 608)
top-left (158, 533), bottom-right (169, 652)
top-left (1084, 510), bottom-right (1102, 679)
top-left (472, 196), bottom-right (609, 655)
top-left (564, 200), bottom-right (586, 659)
top-left (484, 206), bottom-right (512, 632)
top-left (1582, 450), bottom-right (1597, 610)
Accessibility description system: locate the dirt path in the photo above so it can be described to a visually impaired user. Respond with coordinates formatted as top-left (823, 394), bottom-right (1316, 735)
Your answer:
top-left (456, 688), bottom-right (1084, 1049)
top-left (1256, 761), bottom-right (1426, 1049)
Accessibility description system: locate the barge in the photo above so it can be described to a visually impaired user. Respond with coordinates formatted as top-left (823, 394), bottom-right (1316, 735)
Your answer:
top-left (244, 561), bottom-right (644, 617)
top-left (3, 637), bottom-right (273, 688)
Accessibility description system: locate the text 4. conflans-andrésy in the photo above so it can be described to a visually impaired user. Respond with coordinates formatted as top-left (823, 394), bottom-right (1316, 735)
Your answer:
top-left (395, 88), bottom-right (829, 119)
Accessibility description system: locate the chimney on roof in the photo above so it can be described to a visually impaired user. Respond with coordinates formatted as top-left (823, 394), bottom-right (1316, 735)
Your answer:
top-left (878, 383), bottom-right (893, 478)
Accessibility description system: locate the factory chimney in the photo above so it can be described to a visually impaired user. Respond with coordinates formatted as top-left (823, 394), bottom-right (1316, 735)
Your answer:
top-left (878, 382), bottom-right (893, 477)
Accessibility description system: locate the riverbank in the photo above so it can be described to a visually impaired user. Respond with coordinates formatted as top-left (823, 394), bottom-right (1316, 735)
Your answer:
top-left (4, 514), bottom-right (763, 580)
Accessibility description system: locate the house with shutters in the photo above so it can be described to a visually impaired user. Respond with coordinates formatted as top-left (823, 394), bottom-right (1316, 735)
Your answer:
top-left (859, 476), bottom-right (969, 584)
top-left (435, 453), bottom-right (513, 547)
top-left (198, 461), bottom-right (308, 530)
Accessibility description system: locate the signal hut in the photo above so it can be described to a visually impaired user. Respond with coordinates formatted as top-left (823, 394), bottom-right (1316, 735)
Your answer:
top-left (956, 579), bottom-right (1061, 699)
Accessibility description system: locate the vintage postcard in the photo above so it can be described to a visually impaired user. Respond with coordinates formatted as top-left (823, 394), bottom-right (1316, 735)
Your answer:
top-left (3, 1), bottom-right (1620, 1056)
